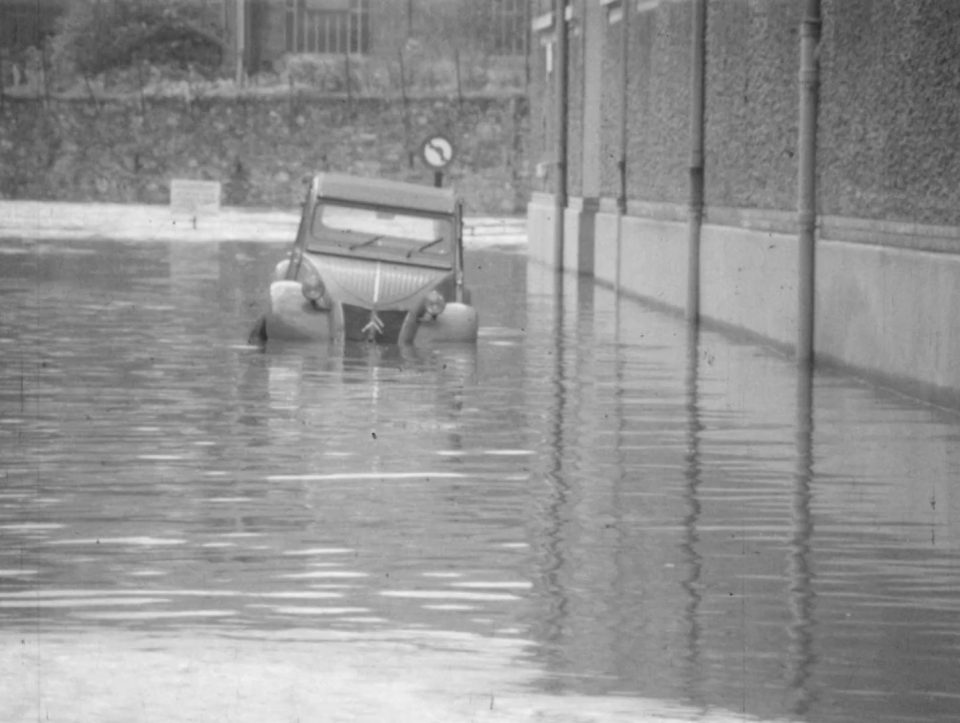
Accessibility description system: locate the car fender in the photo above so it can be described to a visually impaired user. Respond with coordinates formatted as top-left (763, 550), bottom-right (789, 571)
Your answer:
top-left (265, 280), bottom-right (335, 342)
top-left (416, 302), bottom-right (479, 343)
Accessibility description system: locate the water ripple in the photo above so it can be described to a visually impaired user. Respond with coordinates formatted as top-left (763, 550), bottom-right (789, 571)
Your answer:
top-left (3, 241), bottom-right (960, 721)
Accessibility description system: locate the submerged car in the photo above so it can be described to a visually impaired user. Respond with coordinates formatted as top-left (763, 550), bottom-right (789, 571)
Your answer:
top-left (255, 173), bottom-right (479, 345)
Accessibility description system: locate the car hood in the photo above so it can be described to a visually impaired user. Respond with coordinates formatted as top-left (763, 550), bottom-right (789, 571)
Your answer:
top-left (308, 253), bottom-right (452, 309)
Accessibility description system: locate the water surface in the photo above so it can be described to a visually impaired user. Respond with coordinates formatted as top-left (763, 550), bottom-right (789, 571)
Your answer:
top-left (2, 237), bottom-right (959, 722)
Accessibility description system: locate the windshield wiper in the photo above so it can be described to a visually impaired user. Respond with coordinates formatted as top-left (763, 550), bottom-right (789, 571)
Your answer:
top-left (349, 234), bottom-right (383, 251)
top-left (406, 238), bottom-right (444, 258)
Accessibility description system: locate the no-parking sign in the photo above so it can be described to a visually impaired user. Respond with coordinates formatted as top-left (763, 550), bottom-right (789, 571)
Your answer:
top-left (420, 134), bottom-right (456, 170)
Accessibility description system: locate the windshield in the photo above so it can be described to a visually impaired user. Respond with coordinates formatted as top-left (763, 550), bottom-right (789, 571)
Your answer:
top-left (308, 202), bottom-right (454, 265)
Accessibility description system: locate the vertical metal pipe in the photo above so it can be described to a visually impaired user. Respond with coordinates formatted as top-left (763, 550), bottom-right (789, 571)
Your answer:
top-left (554, 0), bottom-right (569, 271)
top-left (398, 48), bottom-right (413, 167)
top-left (618, 0), bottom-right (630, 215)
top-left (523, 0), bottom-right (532, 87)
top-left (0, 3), bottom-right (5, 113)
top-left (686, 0), bottom-right (707, 323)
top-left (797, 0), bottom-right (821, 365)
top-left (235, 0), bottom-right (246, 86)
top-left (454, 200), bottom-right (465, 302)
top-left (300, 0), bottom-right (306, 52)
top-left (615, 0), bottom-right (631, 293)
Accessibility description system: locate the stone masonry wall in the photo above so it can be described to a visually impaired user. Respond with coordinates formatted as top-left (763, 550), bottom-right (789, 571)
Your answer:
top-left (0, 93), bottom-right (530, 215)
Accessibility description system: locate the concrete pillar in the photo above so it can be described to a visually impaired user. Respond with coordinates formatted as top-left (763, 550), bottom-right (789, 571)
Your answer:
top-left (564, 0), bottom-right (603, 277)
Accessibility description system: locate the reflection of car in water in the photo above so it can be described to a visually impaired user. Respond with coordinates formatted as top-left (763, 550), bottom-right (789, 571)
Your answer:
top-left (252, 173), bottom-right (479, 346)
top-left (247, 341), bottom-right (478, 462)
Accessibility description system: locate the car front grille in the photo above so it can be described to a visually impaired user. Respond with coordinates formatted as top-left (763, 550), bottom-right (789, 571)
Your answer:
top-left (342, 304), bottom-right (409, 344)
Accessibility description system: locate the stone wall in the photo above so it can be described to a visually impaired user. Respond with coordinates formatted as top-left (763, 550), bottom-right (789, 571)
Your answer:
top-left (599, 10), bottom-right (624, 201)
top-left (565, 19), bottom-right (584, 199)
top-left (526, 30), bottom-right (556, 197)
top-left (0, 92), bottom-right (530, 215)
top-left (819, 0), bottom-right (960, 225)
top-left (618, 1), bottom-right (694, 207)
top-left (704, 0), bottom-right (799, 213)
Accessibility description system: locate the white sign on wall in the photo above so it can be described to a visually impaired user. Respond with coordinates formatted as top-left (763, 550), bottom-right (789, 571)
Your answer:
top-left (170, 179), bottom-right (222, 216)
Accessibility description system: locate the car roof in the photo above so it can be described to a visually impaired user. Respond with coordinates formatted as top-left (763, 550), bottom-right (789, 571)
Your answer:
top-left (312, 173), bottom-right (458, 216)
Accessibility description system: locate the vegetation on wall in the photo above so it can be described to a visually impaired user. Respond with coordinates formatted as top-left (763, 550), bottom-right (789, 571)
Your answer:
top-left (0, 1), bottom-right (531, 212)
top-left (53, 1), bottom-right (223, 77)
top-left (3, 1), bottom-right (527, 100)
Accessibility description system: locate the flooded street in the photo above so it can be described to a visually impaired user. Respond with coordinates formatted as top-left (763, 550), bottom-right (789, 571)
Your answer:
top-left (2, 235), bottom-right (960, 722)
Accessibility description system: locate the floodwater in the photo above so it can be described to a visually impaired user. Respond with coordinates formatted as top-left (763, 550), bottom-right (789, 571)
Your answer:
top-left (2, 235), bottom-right (959, 723)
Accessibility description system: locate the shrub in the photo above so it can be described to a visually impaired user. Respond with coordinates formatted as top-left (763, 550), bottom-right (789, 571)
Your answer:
top-left (51, 0), bottom-right (225, 81)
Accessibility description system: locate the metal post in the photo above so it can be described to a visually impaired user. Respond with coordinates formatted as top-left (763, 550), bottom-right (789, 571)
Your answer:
top-left (554, 0), bottom-right (569, 272)
top-left (0, 2), bottom-right (5, 114)
top-left (615, 0), bottom-right (631, 293)
top-left (686, 0), bottom-right (707, 324)
top-left (345, 47), bottom-right (353, 116)
top-left (235, 0), bottom-right (246, 86)
top-left (398, 49), bottom-right (413, 168)
top-left (454, 200), bottom-right (465, 302)
top-left (797, 0), bottom-right (821, 365)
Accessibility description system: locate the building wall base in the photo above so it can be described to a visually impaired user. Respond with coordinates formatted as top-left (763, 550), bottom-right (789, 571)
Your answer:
top-left (541, 203), bottom-right (960, 408)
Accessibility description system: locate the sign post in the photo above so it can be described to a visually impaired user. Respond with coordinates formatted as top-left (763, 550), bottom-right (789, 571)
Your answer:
top-left (420, 134), bottom-right (455, 187)
top-left (170, 179), bottom-right (222, 229)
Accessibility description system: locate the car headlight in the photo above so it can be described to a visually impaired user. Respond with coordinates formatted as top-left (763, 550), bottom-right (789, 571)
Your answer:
top-left (273, 258), bottom-right (292, 281)
top-left (424, 290), bottom-right (446, 318)
top-left (280, 255), bottom-right (322, 303)
top-left (301, 276), bottom-right (326, 301)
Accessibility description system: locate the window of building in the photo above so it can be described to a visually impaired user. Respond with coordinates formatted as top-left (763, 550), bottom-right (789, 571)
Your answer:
top-left (285, 0), bottom-right (370, 55)
top-left (0, 1), bottom-right (60, 53)
top-left (489, 0), bottom-right (528, 56)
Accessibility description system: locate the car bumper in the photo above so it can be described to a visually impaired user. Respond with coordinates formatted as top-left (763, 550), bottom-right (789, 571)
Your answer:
top-left (265, 280), bottom-right (478, 344)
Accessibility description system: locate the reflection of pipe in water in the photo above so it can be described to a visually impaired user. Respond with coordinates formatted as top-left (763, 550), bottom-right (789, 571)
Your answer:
top-left (432, 344), bottom-right (480, 456)
top-left (787, 368), bottom-right (817, 716)
top-left (539, 270), bottom-right (571, 673)
top-left (609, 277), bottom-right (634, 682)
top-left (680, 325), bottom-right (704, 703)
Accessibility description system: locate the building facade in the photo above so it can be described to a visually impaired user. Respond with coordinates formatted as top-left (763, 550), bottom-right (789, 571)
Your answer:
top-left (0, 1), bottom-right (528, 83)
top-left (527, 0), bottom-right (960, 407)
top-left (232, 0), bottom-right (529, 75)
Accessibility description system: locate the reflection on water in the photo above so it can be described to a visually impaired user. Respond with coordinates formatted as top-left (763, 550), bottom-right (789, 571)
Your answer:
top-left (787, 371), bottom-right (815, 719)
top-left (2, 238), bottom-right (960, 721)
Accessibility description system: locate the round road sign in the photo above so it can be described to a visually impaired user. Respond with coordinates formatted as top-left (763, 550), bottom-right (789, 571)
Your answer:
top-left (421, 135), bottom-right (455, 169)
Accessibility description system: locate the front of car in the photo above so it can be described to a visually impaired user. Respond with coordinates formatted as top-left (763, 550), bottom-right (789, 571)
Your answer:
top-left (262, 173), bottom-right (478, 345)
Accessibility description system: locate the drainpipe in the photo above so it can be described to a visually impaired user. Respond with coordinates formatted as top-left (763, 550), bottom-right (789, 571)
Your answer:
top-left (235, 0), bottom-right (246, 86)
top-left (0, 3), bottom-right (4, 114)
top-left (554, 0), bottom-right (569, 272)
top-left (615, 0), bottom-right (630, 293)
top-left (686, 0), bottom-right (707, 323)
top-left (797, 0), bottom-right (821, 365)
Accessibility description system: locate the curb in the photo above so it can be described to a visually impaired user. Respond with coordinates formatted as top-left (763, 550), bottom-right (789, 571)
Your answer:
top-left (0, 201), bottom-right (526, 246)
